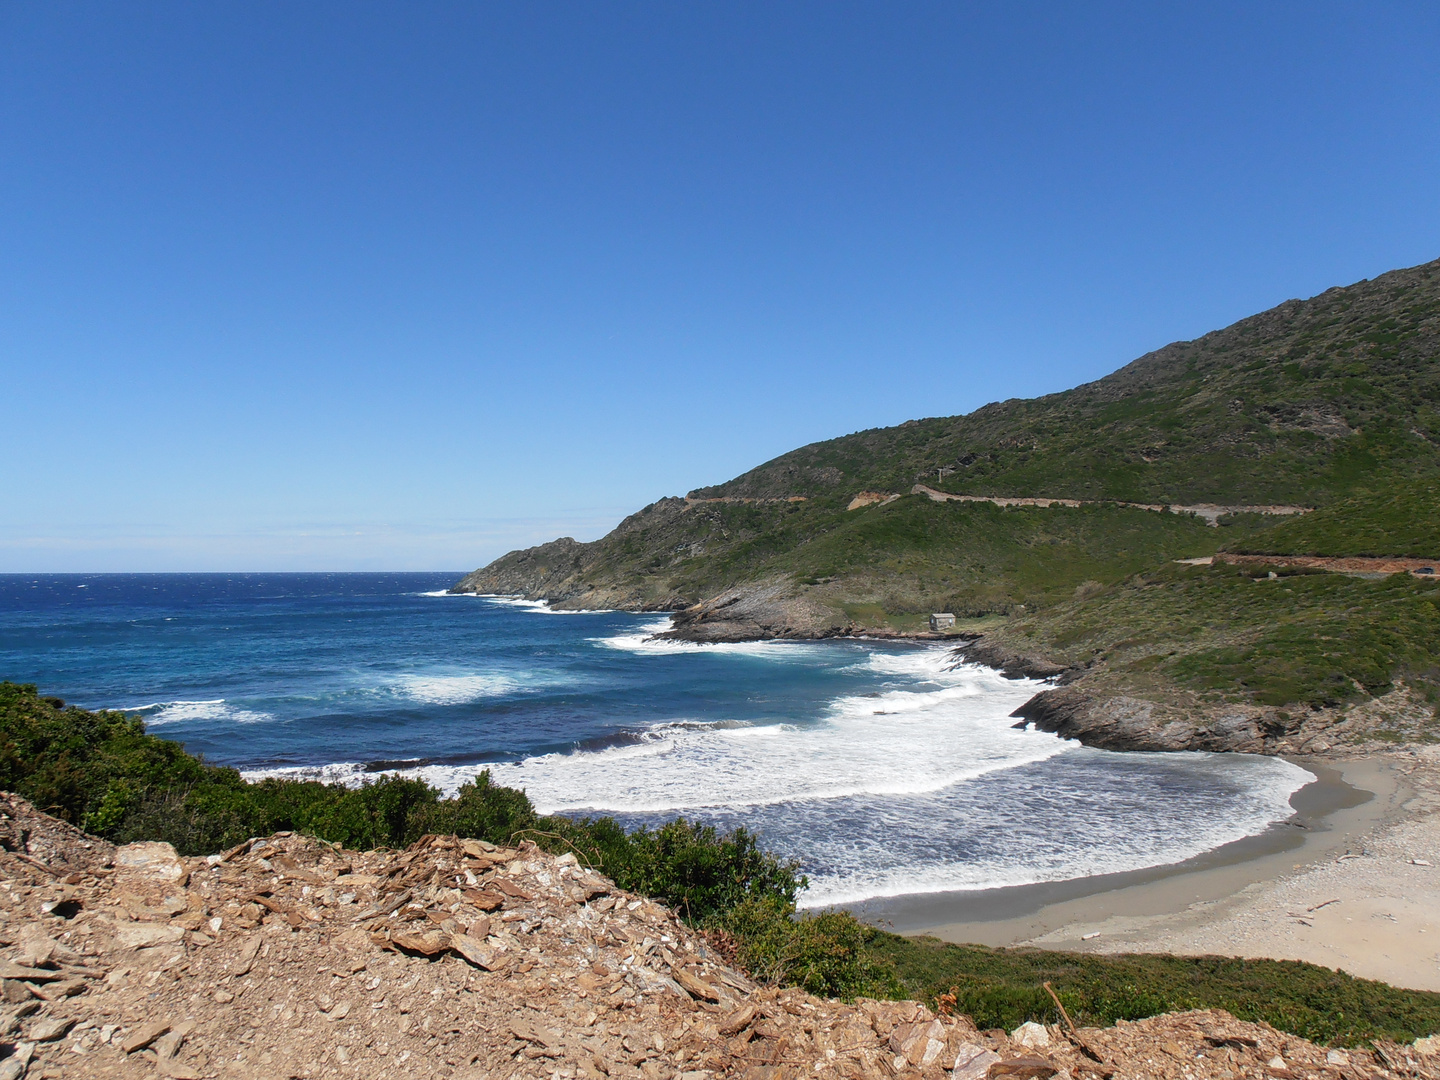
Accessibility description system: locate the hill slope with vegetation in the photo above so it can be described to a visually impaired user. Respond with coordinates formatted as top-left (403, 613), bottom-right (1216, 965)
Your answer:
top-left (455, 258), bottom-right (1440, 743)
top-left (457, 257), bottom-right (1439, 615)
top-left (1227, 484), bottom-right (1440, 559)
top-left (700, 257), bottom-right (1440, 506)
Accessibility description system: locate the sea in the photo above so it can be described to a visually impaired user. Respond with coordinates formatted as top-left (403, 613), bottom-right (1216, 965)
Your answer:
top-left (0, 572), bottom-right (1313, 908)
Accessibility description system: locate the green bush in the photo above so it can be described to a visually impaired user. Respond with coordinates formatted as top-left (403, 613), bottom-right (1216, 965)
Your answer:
top-left (0, 682), bottom-right (804, 917)
top-left (613, 818), bottom-right (804, 923)
top-left (714, 896), bottom-right (902, 1001)
top-left (423, 770), bottom-right (539, 842)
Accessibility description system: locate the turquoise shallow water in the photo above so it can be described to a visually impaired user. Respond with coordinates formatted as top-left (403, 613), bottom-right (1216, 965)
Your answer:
top-left (0, 572), bottom-right (1313, 905)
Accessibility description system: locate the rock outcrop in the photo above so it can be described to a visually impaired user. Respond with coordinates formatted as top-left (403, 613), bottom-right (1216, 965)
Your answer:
top-left (2, 795), bottom-right (1437, 1080)
top-left (1005, 687), bottom-right (1274, 753)
top-left (451, 536), bottom-right (597, 599)
top-left (950, 643), bottom-right (1431, 755)
top-left (950, 640), bottom-right (1073, 683)
top-left (659, 581), bottom-right (848, 643)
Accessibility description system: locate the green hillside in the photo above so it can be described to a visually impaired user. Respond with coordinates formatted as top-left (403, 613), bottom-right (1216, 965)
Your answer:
top-left (454, 257), bottom-right (1440, 731)
top-left (988, 560), bottom-right (1440, 714)
top-left (458, 257), bottom-right (1440, 634)
top-left (698, 258), bottom-right (1440, 506)
top-left (750, 496), bottom-right (1268, 618)
top-left (459, 492), bottom-right (1272, 620)
top-left (1229, 484), bottom-right (1440, 559)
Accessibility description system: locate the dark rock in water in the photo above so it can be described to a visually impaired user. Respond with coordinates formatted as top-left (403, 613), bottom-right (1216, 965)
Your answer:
top-left (659, 579), bottom-right (848, 642)
top-left (949, 639), bottom-right (1070, 681)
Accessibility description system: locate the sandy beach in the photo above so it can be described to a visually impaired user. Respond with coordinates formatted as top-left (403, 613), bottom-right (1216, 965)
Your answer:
top-left (856, 746), bottom-right (1440, 992)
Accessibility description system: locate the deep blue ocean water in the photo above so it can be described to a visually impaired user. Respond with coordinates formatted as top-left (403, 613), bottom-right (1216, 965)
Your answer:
top-left (0, 573), bottom-right (1313, 905)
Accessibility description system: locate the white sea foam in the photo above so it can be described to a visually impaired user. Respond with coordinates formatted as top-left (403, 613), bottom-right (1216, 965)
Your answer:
top-left (490, 659), bottom-right (1054, 813)
top-left (390, 673), bottom-right (521, 705)
top-left (241, 761), bottom-right (375, 785)
top-left (135, 699), bottom-right (274, 727)
top-left (592, 617), bottom-right (834, 659)
top-left (417, 591), bottom-right (613, 613)
top-left (477, 595), bottom-right (614, 614)
top-left (234, 639), bottom-right (1315, 909)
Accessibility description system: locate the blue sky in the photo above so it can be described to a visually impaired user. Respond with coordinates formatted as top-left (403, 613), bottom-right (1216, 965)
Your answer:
top-left (3, 3), bottom-right (1438, 571)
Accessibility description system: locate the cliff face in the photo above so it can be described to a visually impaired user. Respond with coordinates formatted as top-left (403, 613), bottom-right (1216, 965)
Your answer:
top-left (451, 536), bottom-right (596, 599)
top-left (449, 499), bottom-right (696, 611)
top-left (658, 579), bottom-right (848, 642)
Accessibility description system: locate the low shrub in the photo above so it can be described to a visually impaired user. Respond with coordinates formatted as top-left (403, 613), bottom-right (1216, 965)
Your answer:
top-left (713, 896), bottom-right (902, 1001)
top-left (0, 680), bottom-right (805, 916)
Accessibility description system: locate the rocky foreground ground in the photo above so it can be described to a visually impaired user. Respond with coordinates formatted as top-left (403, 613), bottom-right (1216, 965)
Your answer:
top-left (2, 794), bottom-right (1438, 1080)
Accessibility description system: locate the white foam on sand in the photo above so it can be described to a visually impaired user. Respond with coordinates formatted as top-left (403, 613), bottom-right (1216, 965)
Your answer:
top-left (796, 752), bottom-right (1316, 906)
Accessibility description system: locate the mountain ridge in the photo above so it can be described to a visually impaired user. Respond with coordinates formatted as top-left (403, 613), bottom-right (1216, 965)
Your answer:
top-left (693, 257), bottom-right (1440, 505)
top-left (455, 256), bottom-right (1440, 616)
top-left (453, 258), bottom-right (1440, 753)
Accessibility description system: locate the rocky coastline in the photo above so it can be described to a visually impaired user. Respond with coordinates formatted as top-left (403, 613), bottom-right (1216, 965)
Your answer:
top-left (648, 597), bottom-right (1411, 758)
top-left (449, 570), bottom-right (1426, 758)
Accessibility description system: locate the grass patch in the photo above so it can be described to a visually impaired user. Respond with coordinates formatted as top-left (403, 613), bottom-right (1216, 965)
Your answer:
top-left (993, 561), bottom-right (1440, 708)
top-left (1231, 484), bottom-right (1440, 559)
top-left (872, 933), bottom-right (1440, 1047)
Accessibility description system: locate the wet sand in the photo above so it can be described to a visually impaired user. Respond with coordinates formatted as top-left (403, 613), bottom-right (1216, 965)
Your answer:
top-left (852, 750), bottom-right (1440, 991)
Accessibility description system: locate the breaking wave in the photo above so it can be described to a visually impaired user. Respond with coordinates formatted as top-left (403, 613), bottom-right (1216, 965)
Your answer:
top-left (132, 699), bottom-right (274, 727)
top-left (389, 673), bottom-right (521, 705)
top-left (592, 617), bottom-right (836, 660)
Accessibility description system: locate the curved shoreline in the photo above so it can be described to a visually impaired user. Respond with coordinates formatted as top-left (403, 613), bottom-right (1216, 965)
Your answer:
top-left (852, 751), bottom-right (1440, 990)
top-left (845, 757), bottom-right (1385, 935)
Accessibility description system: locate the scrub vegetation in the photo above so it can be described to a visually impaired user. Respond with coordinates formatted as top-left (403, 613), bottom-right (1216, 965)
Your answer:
top-left (868, 934), bottom-right (1440, 1048)
top-left (611, 495), bottom-right (1265, 619)
top-left (990, 561), bottom-right (1440, 712)
top-left (698, 259), bottom-right (1440, 506)
top-left (1228, 484), bottom-right (1440, 559)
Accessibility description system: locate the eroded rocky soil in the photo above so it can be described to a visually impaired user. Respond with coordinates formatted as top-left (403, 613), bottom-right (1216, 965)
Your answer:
top-left (2, 794), bottom-right (1437, 1080)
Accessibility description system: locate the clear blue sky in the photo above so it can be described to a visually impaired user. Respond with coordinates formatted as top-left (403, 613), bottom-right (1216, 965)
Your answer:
top-left (3, 3), bottom-right (1438, 571)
